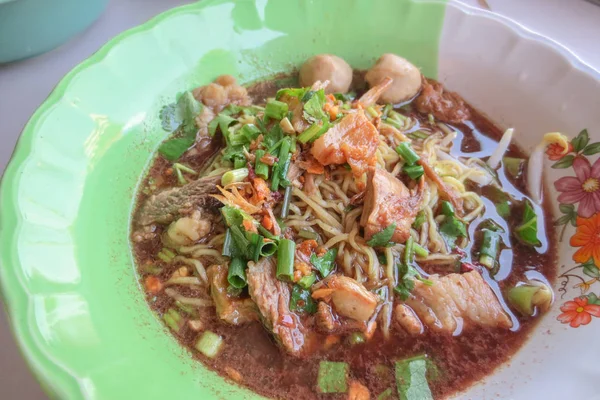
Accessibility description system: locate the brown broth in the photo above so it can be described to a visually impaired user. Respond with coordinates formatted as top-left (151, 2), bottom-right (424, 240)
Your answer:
top-left (132, 76), bottom-right (557, 400)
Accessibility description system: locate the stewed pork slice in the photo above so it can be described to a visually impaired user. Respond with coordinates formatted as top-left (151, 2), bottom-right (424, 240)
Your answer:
top-left (136, 174), bottom-right (223, 226)
top-left (360, 167), bottom-right (423, 243)
top-left (247, 257), bottom-right (307, 356)
top-left (310, 111), bottom-right (379, 177)
top-left (405, 271), bottom-right (513, 333)
top-left (207, 264), bottom-right (258, 325)
top-left (414, 78), bottom-right (471, 124)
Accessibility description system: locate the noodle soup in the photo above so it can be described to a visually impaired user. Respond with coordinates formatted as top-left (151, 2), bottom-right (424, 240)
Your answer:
top-left (132, 54), bottom-right (556, 399)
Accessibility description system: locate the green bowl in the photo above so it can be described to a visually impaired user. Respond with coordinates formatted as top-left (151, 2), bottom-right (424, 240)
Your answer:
top-left (4, 0), bottom-right (599, 399)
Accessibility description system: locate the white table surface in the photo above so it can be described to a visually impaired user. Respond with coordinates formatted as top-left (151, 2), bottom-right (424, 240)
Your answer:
top-left (0, 0), bottom-right (599, 398)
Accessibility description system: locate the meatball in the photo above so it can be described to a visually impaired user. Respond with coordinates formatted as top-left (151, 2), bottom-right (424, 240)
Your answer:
top-left (299, 54), bottom-right (353, 94)
top-left (365, 53), bottom-right (422, 103)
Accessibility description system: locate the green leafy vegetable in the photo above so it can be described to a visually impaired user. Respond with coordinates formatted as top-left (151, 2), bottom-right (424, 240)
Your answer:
top-left (158, 92), bottom-right (204, 161)
top-left (298, 273), bottom-right (317, 289)
top-left (317, 361), bottom-right (348, 394)
top-left (310, 248), bottom-right (338, 278)
top-left (367, 223), bottom-right (397, 247)
top-left (439, 216), bottom-right (467, 249)
top-left (440, 201), bottom-right (454, 217)
top-left (394, 263), bottom-right (420, 300)
top-left (208, 113), bottom-right (236, 137)
top-left (514, 200), bottom-right (541, 246)
top-left (395, 355), bottom-right (434, 400)
top-left (303, 89), bottom-right (328, 123)
top-left (413, 211), bottom-right (426, 230)
top-left (276, 87), bottom-right (309, 100)
top-left (221, 206), bottom-right (254, 228)
top-left (290, 285), bottom-right (317, 314)
top-left (479, 229), bottom-right (501, 270)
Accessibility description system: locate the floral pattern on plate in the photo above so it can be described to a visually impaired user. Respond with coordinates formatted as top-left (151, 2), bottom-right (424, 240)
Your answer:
top-left (550, 129), bottom-right (600, 327)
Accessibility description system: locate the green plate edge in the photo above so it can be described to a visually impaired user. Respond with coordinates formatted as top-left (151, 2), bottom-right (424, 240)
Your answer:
top-left (0, 0), bottom-right (448, 399)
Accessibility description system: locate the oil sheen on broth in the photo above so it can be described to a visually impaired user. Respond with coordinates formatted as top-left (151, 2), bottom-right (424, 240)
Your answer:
top-left (131, 54), bottom-right (556, 400)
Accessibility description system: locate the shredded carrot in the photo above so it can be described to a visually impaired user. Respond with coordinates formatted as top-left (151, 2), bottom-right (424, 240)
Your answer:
top-left (225, 367), bottom-right (243, 383)
top-left (324, 335), bottom-right (340, 349)
top-left (251, 177), bottom-right (271, 204)
top-left (242, 219), bottom-right (257, 233)
top-left (326, 94), bottom-right (336, 102)
top-left (297, 156), bottom-right (325, 175)
top-left (144, 276), bottom-right (163, 294)
top-left (348, 380), bottom-right (370, 400)
top-left (211, 184), bottom-right (261, 214)
top-left (328, 106), bottom-right (339, 120)
top-left (297, 239), bottom-right (318, 257)
top-left (293, 270), bottom-right (302, 282)
top-left (365, 321), bottom-right (377, 340)
top-left (294, 262), bottom-right (312, 277)
top-left (262, 215), bottom-right (273, 230)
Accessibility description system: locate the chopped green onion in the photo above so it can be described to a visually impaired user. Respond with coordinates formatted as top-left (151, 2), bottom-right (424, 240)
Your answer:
top-left (389, 110), bottom-right (408, 122)
top-left (440, 200), bottom-right (455, 217)
top-left (377, 388), bottom-right (394, 400)
top-left (385, 118), bottom-right (404, 130)
top-left (507, 282), bottom-right (552, 316)
top-left (271, 137), bottom-right (292, 190)
top-left (222, 230), bottom-right (234, 257)
top-left (348, 332), bottom-right (366, 345)
top-left (366, 106), bottom-right (379, 118)
top-left (260, 240), bottom-right (278, 257)
top-left (396, 142), bottom-right (420, 165)
top-left (175, 301), bottom-right (197, 316)
top-left (254, 150), bottom-right (269, 179)
top-left (297, 273), bottom-right (317, 289)
top-left (157, 248), bottom-right (176, 263)
top-left (233, 157), bottom-right (246, 169)
top-left (414, 243), bottom-right (429, 258)
top-left (281, 186), bottom-right (292, 218)
top-left (229, 225), bottom-right (250, 259)
top-left (173, 163), bottom-right (197, 175)
top-left (404, 236), bottom-right (415, 265)
top-left (479, 230), bottom-right (501, 269)
top-left (395, 356), bottom-right (433, 400)
top-left (221, 168), bottom-right (249, 186)
top-left (297, 123), bottom-right (322, 144)
top-left (163, 308), bottom-right (183, 333)
top-left (276, 238), bottom-right (295, 281)
top-left (515, 200), bottom-right (540, 247)
top-left (279, 116), bottom-right (294, 134)
top-left (249, 233), bottom-right (263, 262)
top-left (408, 130), bottom-right (429, 140)
top-left (258, 225), bottom-right (279, 241)
top-left (265, 99), bottom-right (289, 120)
top-left (382, 104), bottom-right (393, 118)
top-left (195, 331), bottom-right (224, 358)
top-left (143, 264), bottom-right (163, 274)
top-left (413, 211), bottom-right (426, 230)
top-left (428, 113), bottom-right (435, 124)
top-left (317, 361), bottom-right (348, 394)
top-left (227, 257), bottom-right (247, 289)
top-left (503, 156), bottom-right (525, 178)
top-left (403, 164), bottom-right (424, 180)
top-left (298, 229), bottom-right (319, 240)
top-left (175, 167), bottom-right (187, 185)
